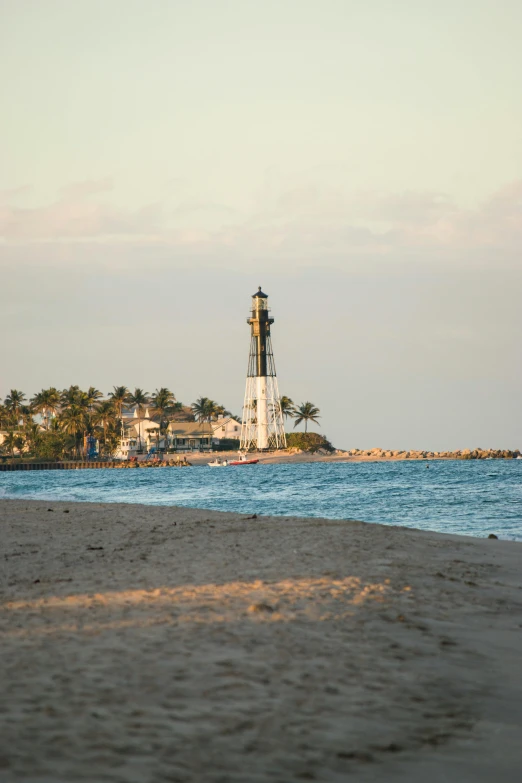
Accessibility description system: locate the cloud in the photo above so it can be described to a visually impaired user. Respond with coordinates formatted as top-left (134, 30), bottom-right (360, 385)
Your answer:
top-left (1, 178), bottom-right (521, 268)
top-left (60, 178), bottom-right (114, 200)
top-left (0, 178), bottom-right (162, 241)
top-left (383, 181), bottom-right (522, 250)
top-left (0, 185), bottom-right (32, 204)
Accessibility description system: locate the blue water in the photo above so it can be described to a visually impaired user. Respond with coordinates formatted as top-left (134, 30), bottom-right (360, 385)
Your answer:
top-left (1, 460), bottom-right (521, 540)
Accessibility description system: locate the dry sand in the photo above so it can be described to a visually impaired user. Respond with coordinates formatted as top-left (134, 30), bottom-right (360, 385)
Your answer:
top-left (1, 499), bottom-right (521, 782)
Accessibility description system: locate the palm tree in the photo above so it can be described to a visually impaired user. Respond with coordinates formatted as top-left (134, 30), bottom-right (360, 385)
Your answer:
top-left (191, 399), bottom-right (218, 451)
top-left (1, 430), bottom-right (25, 460)
top-left (151, 388), bottom-right (176, 452)
top-left (191, 397), bottom-right (210, 422)
top-left (3, 431), bottom-right (18, 460)
top-left (24, 422), bottom-right (41, 454)
top-left (151, 388), bottom-right (175, 418)
top-left (59, 387), bottom-right (91, 457)
top-left (86, 387), bottom-right (103, 412)
top-left (0, 404), bottom-right (12, 430)
top-left (30, 391), bottom-right (46, 424)
top-left (293, 402), bottom-right (321, 433)
top-left (93, 400), bottom-right (116, 455)
top-left (279, 396), bottom-right (295, 421)
top-left (108, 386), bottom-right (131, 448)
top-left (191, 397), bottom-right (219, 424)
top-left (59, 406), bottom-right (87, 458)
top-left (108, 386), bottom-right (130, 420)
top-left (20, 405), bottom-right (34, 428)
top-left (60, 385), bottom-right (83, 408)
top-left (31, 388), bottom-right (60, 430)
top-left (129, 388), bottom-right (149, 416)
top-left (4, 390), bottom-right (26, 428)
top-left (129, 388), bottom-right (149, 452)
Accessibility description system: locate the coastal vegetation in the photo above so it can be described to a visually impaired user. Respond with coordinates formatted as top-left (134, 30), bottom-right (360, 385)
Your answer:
top-left (286, 432), bottom-right (334, 453)
top-left (191, 397), bottom-right (236, 424)
top-left (1, 386), bottom-right (325, 460)
top-left (0, 386), bottom-right (228, 461)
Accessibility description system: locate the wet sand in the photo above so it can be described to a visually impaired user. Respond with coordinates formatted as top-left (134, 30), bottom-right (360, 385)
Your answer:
top-left (1, 499), bottom-right (521, 782)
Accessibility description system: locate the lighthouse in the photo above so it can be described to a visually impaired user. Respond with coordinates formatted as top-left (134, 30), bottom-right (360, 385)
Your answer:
top-left (240, 287), bottom-right (286, 451)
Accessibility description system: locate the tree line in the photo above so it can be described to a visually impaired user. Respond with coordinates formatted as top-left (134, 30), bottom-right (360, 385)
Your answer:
top-left (0, 387), bottom-right (321, 460)
top-left (0, 387), bottom-right (229, 460)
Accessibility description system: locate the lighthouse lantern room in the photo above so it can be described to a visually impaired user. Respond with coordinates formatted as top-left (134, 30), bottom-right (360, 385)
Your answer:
top-left (240, 287), bottom-right (286, 451)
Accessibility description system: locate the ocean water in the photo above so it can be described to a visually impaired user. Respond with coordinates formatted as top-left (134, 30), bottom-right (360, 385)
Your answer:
top-left (1, 460), bottom-right (521, 540)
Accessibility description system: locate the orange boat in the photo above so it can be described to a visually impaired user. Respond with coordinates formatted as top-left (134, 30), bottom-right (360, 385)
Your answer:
top-left (229, 454), bottom-right (259, 466)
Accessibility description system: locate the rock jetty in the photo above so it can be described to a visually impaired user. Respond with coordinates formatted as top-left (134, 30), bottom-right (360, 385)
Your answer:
top-left (333, 448), bottom-right (521, 460)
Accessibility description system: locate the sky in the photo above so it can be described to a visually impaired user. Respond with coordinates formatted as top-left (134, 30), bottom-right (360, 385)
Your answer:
top-left (1, 0), bottom-right (521, 450)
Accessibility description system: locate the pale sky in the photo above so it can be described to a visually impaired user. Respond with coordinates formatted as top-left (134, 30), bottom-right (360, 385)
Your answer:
top-left (1, 0), bottom-right (521, 449)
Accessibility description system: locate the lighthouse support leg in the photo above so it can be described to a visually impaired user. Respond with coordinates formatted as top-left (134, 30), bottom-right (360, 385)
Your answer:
top-left (256, 376), bottom-right (269, 450)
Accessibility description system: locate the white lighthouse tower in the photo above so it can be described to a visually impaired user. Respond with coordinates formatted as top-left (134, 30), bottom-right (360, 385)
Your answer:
top-left (240, 287), bottom-right (286, 451)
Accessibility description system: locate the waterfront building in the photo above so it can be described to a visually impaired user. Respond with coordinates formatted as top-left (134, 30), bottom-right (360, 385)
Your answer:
top-left (116, 409), bottom-right (161, 458)
top-left (211, 416), bottom-right (241, 444)
top-left (167, 422), bottom-right (213, 452)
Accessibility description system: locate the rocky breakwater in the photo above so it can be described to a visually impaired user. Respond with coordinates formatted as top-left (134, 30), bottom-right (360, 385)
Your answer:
top-left (335, 447), bottom-right (521, 461)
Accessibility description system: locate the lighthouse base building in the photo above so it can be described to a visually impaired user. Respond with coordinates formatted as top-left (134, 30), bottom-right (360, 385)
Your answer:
top-left (240, 288), bottom-right (286, 452)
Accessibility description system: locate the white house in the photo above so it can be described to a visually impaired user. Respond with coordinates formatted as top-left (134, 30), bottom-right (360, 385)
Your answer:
top-left (211, 416), bottom-right (241, 444)
top-left (115, 408), bottom-right (163, 459)
top-left (115, 415), bottom-right (213, 458)
top-left (167, 422), bottom-right (213, 452)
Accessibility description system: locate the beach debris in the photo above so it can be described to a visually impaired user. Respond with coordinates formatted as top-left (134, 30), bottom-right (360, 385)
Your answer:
top-left (337, 750), bottom-right (374, 762)
top-left (488, 533), bottom-right (498, 539)
top-left (87, 546), bottom-right (104, 551)
top-left (248, 602), bottom-right (274, 613)
top-left (381, 742), bottom-right (402, 753)
top-left (47, 509), bottom-right (53, 512)
top-left (63, 510), bottom-right (69, 514)
top-left (33, 579), bottom-right (40, 584)
top-left (244, 514), bottom-right (258, 520)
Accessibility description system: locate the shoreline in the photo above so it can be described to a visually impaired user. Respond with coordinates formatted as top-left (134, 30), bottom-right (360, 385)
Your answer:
top-left (1, 499), bottom-right (521, 781)
top-left (0, 495), bottom-right (516, 542)
top-left (2, 447), bottom-right (520, 471)
top-left (185, 450), bottom-right (521, 466)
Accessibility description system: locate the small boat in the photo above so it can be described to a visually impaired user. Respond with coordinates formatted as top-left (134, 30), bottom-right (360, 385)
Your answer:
top-left (208, 458), bottom-right (228, 467)
top-left (229, 453), bottom-right (259, 466)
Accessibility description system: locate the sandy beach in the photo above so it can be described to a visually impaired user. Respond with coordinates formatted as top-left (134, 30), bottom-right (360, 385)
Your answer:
top-left (177, 449), bottom-right (520, 467)
top-left (1, 499), bottom-right (521, 782)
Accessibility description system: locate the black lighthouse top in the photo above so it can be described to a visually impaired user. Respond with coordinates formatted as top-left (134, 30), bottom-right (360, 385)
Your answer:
top-left (247, 286), bottom-right (275, 377)
top-left (251, 286), bottom-right (270, 315)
